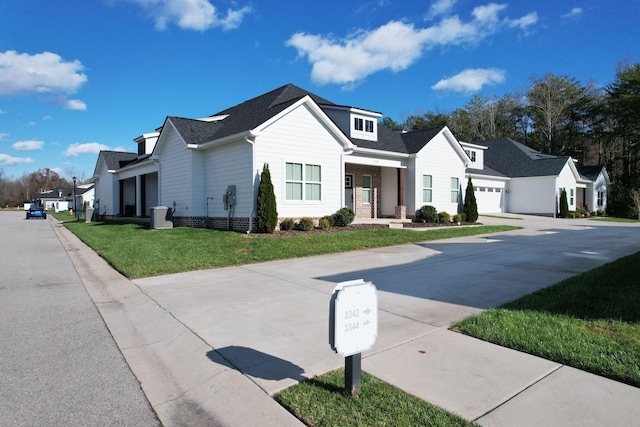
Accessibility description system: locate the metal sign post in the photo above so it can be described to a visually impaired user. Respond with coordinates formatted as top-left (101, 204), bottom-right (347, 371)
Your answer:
top-left (329, 279), bottom-right (378, 396)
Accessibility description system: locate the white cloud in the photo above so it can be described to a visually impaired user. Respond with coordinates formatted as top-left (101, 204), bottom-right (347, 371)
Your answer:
top-left (0, 133), bottom-right (8, 140)
top-left (49, 96), bottom-right (87, 111)
top-left (287, 3), bottom-right (537, 86)
top-left (63, 142), bottom-right (110, 157)
top-left (127, 0), bottom-right (251, 31)
top-left (0, 51), bottom-right (87, 96)
top-left (427, 0), bottom-right (457, 19)
top-left (432, 68), bottom-right (506, 93)
top-left (562, 8), bottom-right (583, 19)
top-left (12, 140), bottom-right (44, 151)
top-left (0, 153), bottom-right (34, 166)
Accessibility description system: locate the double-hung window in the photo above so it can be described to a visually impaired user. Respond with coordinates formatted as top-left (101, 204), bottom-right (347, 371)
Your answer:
top-left (423, 174), bottom-right (432, 203)
top-left (570, 188), bottom-right (574, 205)
top-left (451, 177), bottom-right (459, 203)
top-left (597, 191), bottom-right (604, 207)
top-left (362, 175), bottom-right (371, 204)
top-left (286, 162), bottom-right (321, 201)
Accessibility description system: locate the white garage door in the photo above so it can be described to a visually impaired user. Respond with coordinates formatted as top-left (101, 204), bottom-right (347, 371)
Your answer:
top-left (475, 187), bottom-right (503, 213)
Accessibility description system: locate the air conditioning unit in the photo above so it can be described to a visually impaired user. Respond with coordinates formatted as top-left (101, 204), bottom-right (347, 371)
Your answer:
top-left (150, 206), bottom-right (173, 229)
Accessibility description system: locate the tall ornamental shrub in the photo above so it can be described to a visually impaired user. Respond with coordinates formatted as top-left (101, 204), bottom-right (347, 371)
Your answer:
top-left (463, 177), bottom-right (478, 222)
top-left (256, 163), bottom-right (278, 233)
top-left (558, 188), bottom-right (569, 218)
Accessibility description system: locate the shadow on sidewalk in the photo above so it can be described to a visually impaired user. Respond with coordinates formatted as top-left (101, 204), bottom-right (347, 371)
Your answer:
top-left (208, 346), bottom-right (307, 383)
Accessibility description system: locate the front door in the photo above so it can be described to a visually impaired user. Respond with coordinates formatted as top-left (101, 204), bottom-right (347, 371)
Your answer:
top-left (345, 174), bottom-right (354, 210)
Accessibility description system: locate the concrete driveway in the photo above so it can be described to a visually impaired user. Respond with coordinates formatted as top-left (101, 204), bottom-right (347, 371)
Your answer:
top-left (132, 215), bottom-right (639, 394)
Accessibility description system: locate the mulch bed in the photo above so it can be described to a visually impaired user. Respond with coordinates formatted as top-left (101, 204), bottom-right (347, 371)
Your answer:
top-left (264, 221), bottom-right (479, 237)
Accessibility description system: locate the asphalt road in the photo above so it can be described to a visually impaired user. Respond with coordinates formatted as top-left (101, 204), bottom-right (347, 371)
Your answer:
top-left (0, 211), bottom-right (159, 426)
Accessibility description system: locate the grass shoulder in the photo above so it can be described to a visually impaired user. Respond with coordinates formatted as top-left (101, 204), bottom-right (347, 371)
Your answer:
top-left (453, 251), bottom-right (640, 387)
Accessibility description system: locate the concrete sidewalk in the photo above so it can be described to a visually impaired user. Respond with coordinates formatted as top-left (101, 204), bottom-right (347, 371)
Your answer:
top-left (55, 215), bottom-right (640, 426)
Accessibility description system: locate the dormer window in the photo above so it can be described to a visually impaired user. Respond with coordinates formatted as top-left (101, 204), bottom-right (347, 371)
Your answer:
top-left (465, 149), bottom-right (477, 163)
top-left (354, 117), bottom-right (374, 133)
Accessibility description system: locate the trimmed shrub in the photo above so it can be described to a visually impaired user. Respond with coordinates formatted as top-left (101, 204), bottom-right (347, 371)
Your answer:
top-left (256, 163), bottom-right (278, 233)
top-left (438, 211), bottom-right (451, 223)
top-left (463, 177), bottom-right (478, 223)
top-left (280, 218), bottom-right (295, 231)
top-left (318, 218), bottom-right (331, 230)
top-left (416, 205), bottom-right (438, 223)
top-left (453, 213), bottom-right (464, 223)
top-left (320, 215), bottom-right (335, 227)
top-left (333, 207), bottom-right (355, 227)
top-left (297, 217), bottom-right (314, 231)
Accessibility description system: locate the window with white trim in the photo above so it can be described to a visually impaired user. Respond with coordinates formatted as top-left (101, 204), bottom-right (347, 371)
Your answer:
top-left (597, 191), bottom-right (604, 207)
top-left (451, 177), bottom-right (459, 203)
top-left (465, 149), bottom-right (476, 163)
top-left (286, 162), bottom-right (322, 201)
top-left (354, 117), bottom-right (375, 133)
top-left (422, 174), bottom-right (432, 203)
top-left (362, 175), bottom-right (371, 204)
top-left (570, 188), bottom-right (574, 205)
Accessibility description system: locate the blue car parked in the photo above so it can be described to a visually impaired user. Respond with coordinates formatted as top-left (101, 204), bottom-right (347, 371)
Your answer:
top-left (26, 206), bottom-right (47, 219)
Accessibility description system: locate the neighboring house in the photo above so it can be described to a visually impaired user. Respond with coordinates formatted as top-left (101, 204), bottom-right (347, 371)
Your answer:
top-left (462, 138), bottom-right (610, 216)
top-left (92, 84), bottom-right (468, 231)
top-left (91, 84), bottom-right (609, 228)
top-left (35, 184), bottom-right (95, 212)
top-left (577, 165), bottom-right (611, 212)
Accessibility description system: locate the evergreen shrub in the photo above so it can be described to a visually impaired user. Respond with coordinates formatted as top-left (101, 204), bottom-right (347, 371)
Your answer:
top-left (416, 205), bottom-right (438, 223)
top-left (256, 164), bottom-right (278, 233)
top-left (297, 217), bottom-right (314, 231)
top-left (333, 207), bottom-right (355, 226)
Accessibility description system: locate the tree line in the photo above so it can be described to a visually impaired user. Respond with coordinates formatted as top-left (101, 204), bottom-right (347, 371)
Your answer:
top-left (0, 168), bottom-right (85, 208)
top-left (383, 62), bottom-right (640, 218)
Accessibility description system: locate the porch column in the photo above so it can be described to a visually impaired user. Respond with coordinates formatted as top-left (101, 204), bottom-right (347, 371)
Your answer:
top-left (395, 168), bottom-right (406, 219)
top-left (135, 175), bottom-right (142, 217)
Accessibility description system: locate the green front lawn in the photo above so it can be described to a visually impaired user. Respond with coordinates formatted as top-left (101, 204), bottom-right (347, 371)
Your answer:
top-left (275, 369), bottom-right (475, 427)
top-left (453, 251), bottom-right (640, 388)
top-left (61, 220), bottom-right (518, 278)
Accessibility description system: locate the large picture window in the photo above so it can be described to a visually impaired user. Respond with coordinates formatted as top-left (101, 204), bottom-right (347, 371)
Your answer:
top-left (423, 174), bottom-right (432, 203)
top-left (286, 162), bottom-right (321, 201)
top-left (451, 177), bottom-right (459, 203)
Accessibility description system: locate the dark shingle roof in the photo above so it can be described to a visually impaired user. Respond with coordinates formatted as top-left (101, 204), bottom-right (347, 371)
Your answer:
top-left (479, 138), bottom-right (571, 178)
top-left (101, 151), bottom-right (138, 170)
top-left (168, 83), bottom-right (448, 154)
top-left (172, 84), bottom-right (336, 146)
top-left (578, 165), bottom-right (605, 181)
top-left (351, 125), bottom-right (446, 154)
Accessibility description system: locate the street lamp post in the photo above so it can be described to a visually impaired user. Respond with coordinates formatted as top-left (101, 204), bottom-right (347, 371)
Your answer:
top-left (72, 176), bottom-right (77, 219)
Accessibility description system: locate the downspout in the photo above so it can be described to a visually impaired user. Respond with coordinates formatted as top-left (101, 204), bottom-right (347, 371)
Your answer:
top-left (245, 134), bottom-right (256, 234)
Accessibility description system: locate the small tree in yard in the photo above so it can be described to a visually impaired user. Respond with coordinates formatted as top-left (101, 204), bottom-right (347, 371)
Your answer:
top-left (558, 188), bottom-right (569, 218)
top-left (256, 163), bottom-right (278, 233)
top-left (463, 177), bottom-right (478, 223)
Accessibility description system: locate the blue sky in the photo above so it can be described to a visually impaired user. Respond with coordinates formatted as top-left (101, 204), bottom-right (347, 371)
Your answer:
top-left (1, 0), bottom-right (638, 181)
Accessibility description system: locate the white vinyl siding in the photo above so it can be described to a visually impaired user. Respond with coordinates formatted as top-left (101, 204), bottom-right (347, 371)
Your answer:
top-left (93, 158), bottom-right (116, 215)
top-left (203, 140), bottom-right (252, 218)
top-left (407, 129), bottom-right (466, 214)
top-left (256, 103), bottom-right (343, 218)
top-left (157, 126), bottom-right (194, 217)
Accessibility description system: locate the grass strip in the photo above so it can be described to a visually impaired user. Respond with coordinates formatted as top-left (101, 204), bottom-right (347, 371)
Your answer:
top-left (275, 369), bottom-right (476, 427)
top-left (589, 217), bottom-right (639, 223)
top-left (60, 220), bottom-right (517, 279)
top-left (453, 251), bottom-right (640, 387)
